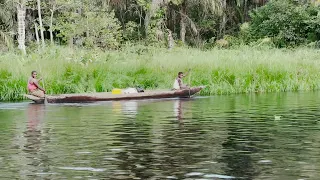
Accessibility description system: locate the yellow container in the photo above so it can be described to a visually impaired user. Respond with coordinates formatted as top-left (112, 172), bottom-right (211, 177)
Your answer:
top-left (112, 88), bottom-right (122, 94)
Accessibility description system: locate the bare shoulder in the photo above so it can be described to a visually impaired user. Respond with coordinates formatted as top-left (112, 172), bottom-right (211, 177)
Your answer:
top-left (29, 77), bottom-right (36, 83)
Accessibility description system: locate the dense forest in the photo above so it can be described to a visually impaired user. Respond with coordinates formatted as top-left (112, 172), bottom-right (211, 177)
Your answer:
top-left (1, 0), bottom-right (320, 53)
top-left (2, 0), bottom-right (320, 101)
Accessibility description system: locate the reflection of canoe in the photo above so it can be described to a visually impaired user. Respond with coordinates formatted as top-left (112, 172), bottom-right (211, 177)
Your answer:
top-left (24, 86), bottom-right (205, 104)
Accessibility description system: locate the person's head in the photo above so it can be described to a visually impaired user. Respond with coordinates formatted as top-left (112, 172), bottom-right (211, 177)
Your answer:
top-left (178, 72), bottom-right (184, 78)
top-left (31, 71), bottom-right (37, 78)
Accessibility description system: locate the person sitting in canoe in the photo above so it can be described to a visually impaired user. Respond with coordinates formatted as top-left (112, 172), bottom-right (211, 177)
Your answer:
top-left (27, 71), bottom-right (45, 98)
top-left (173, 70), bottom-right (190, 90)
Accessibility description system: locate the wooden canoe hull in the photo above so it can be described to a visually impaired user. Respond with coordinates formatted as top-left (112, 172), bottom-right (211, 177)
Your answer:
top-left (24, 86), bottom-right (204, 104)
top-left (24, 94), bottom-right (45, 104)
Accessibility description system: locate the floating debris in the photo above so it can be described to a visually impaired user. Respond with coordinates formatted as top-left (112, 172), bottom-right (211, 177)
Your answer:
top-left (166, 176), bottom-right (178, 179)
top-left (258, 160), bottom-right (272, 164)
top-left (135, 164), bottom-right (145, 168)
top-left (274, 115), bottom-right (281, 120)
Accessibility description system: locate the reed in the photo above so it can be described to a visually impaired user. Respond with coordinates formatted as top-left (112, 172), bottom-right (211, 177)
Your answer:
top-left (1, 45), bottom-right (320, 101)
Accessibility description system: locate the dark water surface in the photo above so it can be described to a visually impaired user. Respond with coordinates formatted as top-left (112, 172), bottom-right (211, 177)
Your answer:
top-left (1, 92), bottom-right (320, 180)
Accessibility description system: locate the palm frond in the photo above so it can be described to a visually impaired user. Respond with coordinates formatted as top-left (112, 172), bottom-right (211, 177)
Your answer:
top-left (0, 30), bottom-right (13, 48)
top-left (0, 0), bottom-right (16, 30)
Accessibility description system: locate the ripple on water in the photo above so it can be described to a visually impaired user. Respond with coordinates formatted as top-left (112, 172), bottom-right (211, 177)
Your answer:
top-left (185, 172), bottom-right (205, 177)
top-left (58, 167), bottom-right (106, 172)
top-left (1, 93), bottom-right (320, 179)
top-left (75, 151), bottom-right (92, 154)
top-left (203, 174), bottom-right (235, 179)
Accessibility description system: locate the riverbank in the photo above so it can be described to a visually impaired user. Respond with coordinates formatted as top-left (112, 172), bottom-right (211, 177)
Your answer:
top-left (1, 45), bottom-right (320, 101)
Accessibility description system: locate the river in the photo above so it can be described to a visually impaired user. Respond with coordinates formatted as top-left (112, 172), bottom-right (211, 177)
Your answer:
top-left (0, 92), bottom-right (320, 180)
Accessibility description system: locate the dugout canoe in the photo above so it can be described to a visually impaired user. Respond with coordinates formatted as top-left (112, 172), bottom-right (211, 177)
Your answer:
top-left (24, 86), bottom-right (205, 104)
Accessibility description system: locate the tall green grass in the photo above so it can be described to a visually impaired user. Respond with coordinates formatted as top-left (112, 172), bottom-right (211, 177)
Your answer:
top-left (1, 45), bottom-right (320, 101)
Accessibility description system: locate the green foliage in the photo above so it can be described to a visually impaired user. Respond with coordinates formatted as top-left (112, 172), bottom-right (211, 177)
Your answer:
top-left (238, 22), bottom-right (252, 44)
top-left (170, 0), bottom-right (184, 5)
top-left (123, 21), bottom-right (142, 41)
top-left (3, 0), bottom-right (320, 50)
top-left (249, 0), bottom-right (320, 47)
top-left (2, 45), bottom-right (320, 101)
top-left (144, 7), bottom-right (167, 46)
top-left (0, 69), bottom-right (25, 101)
top-left (0, 0), bottom-right (15, 49)
top-left (56, 9), bottom-right (122, 49)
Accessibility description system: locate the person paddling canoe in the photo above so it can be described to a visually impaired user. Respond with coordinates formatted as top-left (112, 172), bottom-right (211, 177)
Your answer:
top-left (173, 69), bottom-right (190, 90)
top-left (27, 71), bottom-right (45, 98)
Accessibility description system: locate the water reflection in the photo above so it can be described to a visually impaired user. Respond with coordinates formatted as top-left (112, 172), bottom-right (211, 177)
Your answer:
top-left (110, 103), bottom-right (154, 179)
top-left (122, 101), bottom-right (138, 118)
top-left (112, 101), bottom-right (138, 118)
top-left (1, 92), bottom-right (320, 179)
top-left (26, 104), bottom-right (44, 130)
top-left (23, 104), bottom-right (49, 178)
top-left (174, 99), bottom-right (182, 121)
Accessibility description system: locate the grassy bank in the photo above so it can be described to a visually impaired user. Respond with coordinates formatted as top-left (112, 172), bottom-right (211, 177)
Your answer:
top-left (1, 45), bottom-right (320, 101)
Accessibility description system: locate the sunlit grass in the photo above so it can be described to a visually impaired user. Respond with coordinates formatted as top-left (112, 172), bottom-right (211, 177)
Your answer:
top-left (1, 45), bottom-right (320, 101)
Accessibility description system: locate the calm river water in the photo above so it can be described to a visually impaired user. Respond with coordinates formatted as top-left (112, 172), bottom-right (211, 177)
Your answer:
top-left (1, 92), bottom-right (320, 180)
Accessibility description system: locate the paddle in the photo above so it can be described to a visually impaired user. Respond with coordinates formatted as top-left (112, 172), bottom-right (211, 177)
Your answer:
top-left (42, 77), bottom-right (48, 104)
top-left (38, 65), bottom-right (48, 104)
top-left (187, 68), bottom-right (191, 97)
top-left (188, 68), bottom-right (191, 87)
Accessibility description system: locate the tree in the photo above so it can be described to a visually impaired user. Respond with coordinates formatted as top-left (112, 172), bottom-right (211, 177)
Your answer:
top-left (3, 0), bottom-right (317, 51)
top-left (0, 0), bottom-right (15, 49)
top-left (142, 0), bottom-right (164, 36)
top-left (249, 0), bottom-right (318, 47)
top-left (49, 0), bottom-right (56, 44)
top-left (37, 0), bottom-right (45, 47)
top-left (17, 0), bottom-right (26, 54)
top-left (55, 0), bottom-right (122, 49)
top-left (46, 0), bottom-right (67, 45)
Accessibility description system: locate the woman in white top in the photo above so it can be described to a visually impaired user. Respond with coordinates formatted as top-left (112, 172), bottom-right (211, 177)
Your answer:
top-left (173, 70), bottom-right (190, 90)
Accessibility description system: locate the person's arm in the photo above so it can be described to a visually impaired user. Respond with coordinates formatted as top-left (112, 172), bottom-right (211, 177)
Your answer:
top-left (183, 69), bottom-right (191, 77)
top-left (178, 78), bottom-right (182, 88)
top-left (32, 79), bottom-right (45, 92)
top-left (178, 79), bottom-right (188, 89)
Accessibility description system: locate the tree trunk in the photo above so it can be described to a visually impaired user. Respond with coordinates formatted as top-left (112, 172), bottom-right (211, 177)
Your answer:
top-left (49, 6), bottom-right (54, 45)
top-left (219, 0), bottom-right (227, 39)
top-left (69, 37), bottom-right (73, 47)
top-left (86, 14), bottom-right (89, 38)
top-left (17, 1), bottom-right (26, 54)
top-left (180, 0), bottom-right (187, 43)
top-left (37, 0), bottom-right (45, 47)
top-left (25, 9), bottom-right (35, 44)
top-left (144, 0), bottom-right (162, 36)
top-left (144, 13), bottom-right (150, 36)
top-left (244, 0), bottom-right (248, 22)
top-left (34, 23), bottom-right (40, 47)
top-left (168, 29), bottom-right (174, 49)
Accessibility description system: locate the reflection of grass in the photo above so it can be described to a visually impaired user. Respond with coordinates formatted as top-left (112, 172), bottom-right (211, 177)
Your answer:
top-left (1, 45), bottom-right (320, 101)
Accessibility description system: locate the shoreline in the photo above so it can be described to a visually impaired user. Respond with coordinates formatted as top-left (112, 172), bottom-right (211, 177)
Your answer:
top-left (1, 46), bottom-right (320, 101)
